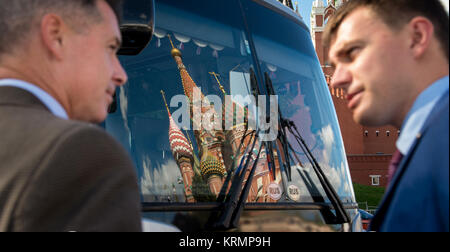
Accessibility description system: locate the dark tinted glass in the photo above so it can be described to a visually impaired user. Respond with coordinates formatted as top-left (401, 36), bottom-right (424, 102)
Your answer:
top-left (106, 0), bottom-right (355, 207)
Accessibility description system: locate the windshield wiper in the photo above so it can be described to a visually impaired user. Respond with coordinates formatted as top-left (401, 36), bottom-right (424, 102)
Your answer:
top-left (207, 129), bottom-right (260, 230)
top-left (264, 72), bottom-right (350, 224)
top-left (207, 68), bottom-right (263, 230)
top-left (208, 70), bottom-right (350, 230)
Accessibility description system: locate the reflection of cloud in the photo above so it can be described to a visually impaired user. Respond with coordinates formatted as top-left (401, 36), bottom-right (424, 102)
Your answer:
top-left (140, 156), bottom-right (153, 196)
top-left (119, 86), bottom-right (132, 148)
top-left (292, 124), bottom-right (352, 202)
top-left (318, 124), bottom-right (334, 164)
top-left (295, 161), bottom-right (351, 202)
top-left (326, 161), bottom-right (352, 200)
top-left (318, 124), bottom-right (351, 198)
top-left (140, 154), bottom-right (184, 199)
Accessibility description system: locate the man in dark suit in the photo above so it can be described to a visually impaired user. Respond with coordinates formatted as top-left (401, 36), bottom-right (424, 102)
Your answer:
top-left (0, 0), bottom-right (142, 231)
top-left (324, 0), bottom-right (449, 231)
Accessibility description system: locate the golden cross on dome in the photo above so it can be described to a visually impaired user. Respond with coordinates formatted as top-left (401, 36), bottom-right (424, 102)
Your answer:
top-left (209, 72), bottom-right (226, 95)
top-left (160, 90), bottom-right (171, 115)
top-left (167, 34), bottom-right (175, 49)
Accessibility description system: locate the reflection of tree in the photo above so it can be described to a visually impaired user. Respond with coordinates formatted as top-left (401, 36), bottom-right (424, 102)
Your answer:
top-left (279, 80), bottom-right (317, 153)
top-left (192, 173), bottom-right (217, 202)
top-left (276, 82), bottom-right (302, 119)
top-left (279, 98), bottom-right (302, 119)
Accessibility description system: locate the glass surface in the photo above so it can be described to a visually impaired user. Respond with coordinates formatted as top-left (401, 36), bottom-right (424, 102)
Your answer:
top-left (106, 0), bottom-right (355, 205)
top-left (107, 0), bottom-right (259, 203)
top-left (243, 0), bottom-right (354, 203)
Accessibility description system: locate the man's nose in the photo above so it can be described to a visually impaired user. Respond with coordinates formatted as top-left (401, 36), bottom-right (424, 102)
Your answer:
top-left (330, 65), bottom-right (351, 89)
top-left (113, 57), bottom-right (128, 86)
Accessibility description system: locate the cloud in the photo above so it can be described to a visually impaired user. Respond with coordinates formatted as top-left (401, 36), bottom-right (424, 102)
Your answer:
top-left (119, 85), bottom-right (132, 148)
top-left (140, 154), bottom-right (186, 201)
top-left (292, 124), bottom-right (353, 202)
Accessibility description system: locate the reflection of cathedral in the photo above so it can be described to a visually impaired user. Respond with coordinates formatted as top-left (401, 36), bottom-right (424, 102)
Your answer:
top-left (311, 0), bottom-right (399, 188)
top-left (164, 37), bottom-right (282, 202)
top-left (161, 90), bottom-right (197, 203)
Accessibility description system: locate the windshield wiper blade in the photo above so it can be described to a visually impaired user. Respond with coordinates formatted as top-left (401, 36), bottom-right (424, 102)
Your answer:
top-left (207, 129), bottom-right (260, 230)
top-left (208, 68), bottom-right (270, 230)
top-left (229, 142), bottom-right (264, 228)
top-left (286, 135), bottom-right (344, 222)
top-left (209, 69), bottom-right (350, 230)
top-left (215, 127), bottom-right (252, 203)
top-left (208, 67), bottom-right (258, 205)
top-left (264, 72), bottom-right (350, 224)
top-left (287, 120), bottom-right (350, 224)
top-left (264, 73), bottom-right (292, 182)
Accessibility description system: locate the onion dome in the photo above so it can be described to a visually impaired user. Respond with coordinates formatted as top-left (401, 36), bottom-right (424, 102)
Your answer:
top-left (161, 90), bottom-right (193, 159)
top-left (169, 117), bottom-right (193, 158)
top-left (200, 153), bottom-right (226, 178)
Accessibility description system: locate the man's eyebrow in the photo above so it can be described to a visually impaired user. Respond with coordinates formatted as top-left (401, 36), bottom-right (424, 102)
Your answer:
top-left (329, 61), bottom-right (336, 68)
top-left (333, 40), bottom-right (364, 59)
top-left (334, 43), bottom-right (351, 57)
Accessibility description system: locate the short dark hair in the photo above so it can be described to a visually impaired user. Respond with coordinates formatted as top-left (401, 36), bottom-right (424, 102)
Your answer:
top-left (0, 0), bottom-right (122, 56)
top-left (323, 0), bottom-right (449, 62)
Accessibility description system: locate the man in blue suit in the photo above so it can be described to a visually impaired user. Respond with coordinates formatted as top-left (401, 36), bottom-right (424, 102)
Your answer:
top-left (324, 0), bottom-right (449, 231)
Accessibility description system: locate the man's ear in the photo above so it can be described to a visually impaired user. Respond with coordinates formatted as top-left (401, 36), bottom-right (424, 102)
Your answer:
top-left (40, 14), bottom-right (66, 60)
top-left (408, 17), bottom-right (434, 60)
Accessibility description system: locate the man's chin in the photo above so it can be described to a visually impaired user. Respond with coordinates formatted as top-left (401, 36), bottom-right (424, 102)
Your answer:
top-left (353, 107), bottom-right (372, 126)
top-left (92, 111), bottom-right (108, 124)
top-left (354, 111), bottom-right (385, 127)
top-left (73, 110), bottom-right (108, 124)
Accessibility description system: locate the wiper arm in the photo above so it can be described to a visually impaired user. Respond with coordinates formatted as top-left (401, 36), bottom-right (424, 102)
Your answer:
top-left (207, 129), bottom-right (260, 230)
top-left (229, 142), bottom-right (264, 228)
top-left (286, 133), bottom-right (345, 223)
top-left (207, 68), bottom-right (267, 230)
top-left (264, 73), bottom-right (292, 182)
top-left (212, 68), bottom-right (258, 204)
top-left (286, 120), bottom-right (350, 223)
top-left (207, 70), bottom-right (296, 230)
top-left (208, 69), bottom-right (350, 230)
top-left (264, 72), bottom-right (350, 224)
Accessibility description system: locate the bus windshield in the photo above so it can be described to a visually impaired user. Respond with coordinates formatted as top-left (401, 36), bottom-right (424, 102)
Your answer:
top-left (105, 0), bottom-right (355, 208)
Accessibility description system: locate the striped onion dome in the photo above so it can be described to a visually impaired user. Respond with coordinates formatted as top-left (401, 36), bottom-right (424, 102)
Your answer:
top-left (168, 115), bottom-right (193, 159)
top-left (162, 89), bottom-right (193, 160)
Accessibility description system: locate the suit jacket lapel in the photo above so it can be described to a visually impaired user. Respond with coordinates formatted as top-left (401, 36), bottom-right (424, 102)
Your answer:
top-left (371, 91), bottom-right (449, 231)
top-left (390, 91), bottom-right (449, 189)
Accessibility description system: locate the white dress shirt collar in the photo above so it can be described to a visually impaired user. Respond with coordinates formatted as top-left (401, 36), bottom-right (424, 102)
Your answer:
top-left (0, 78), bottom-right (69, 120)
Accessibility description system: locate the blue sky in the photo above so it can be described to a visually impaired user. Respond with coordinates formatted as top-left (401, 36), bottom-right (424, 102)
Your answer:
top-left (295, 0), bottom-right (325, 29)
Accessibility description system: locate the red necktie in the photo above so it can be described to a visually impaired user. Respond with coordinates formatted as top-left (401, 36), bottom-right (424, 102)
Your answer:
top-left (387, 149), bottom-right (404, 187)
